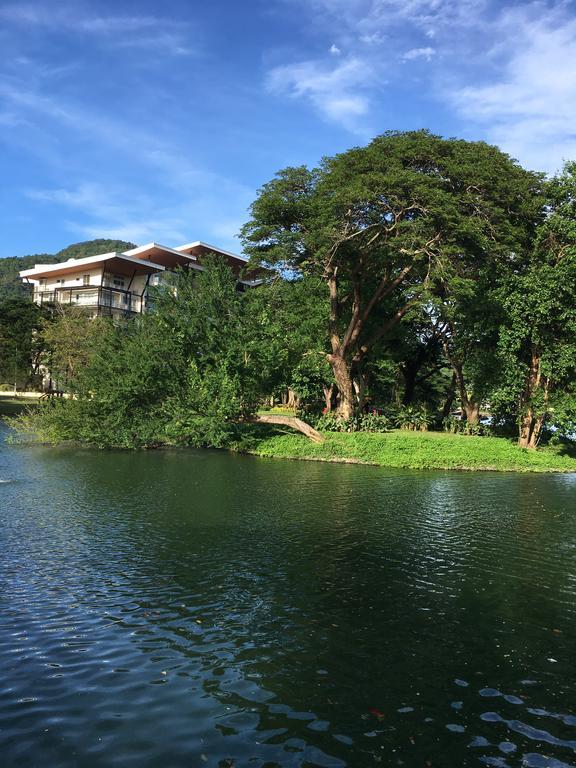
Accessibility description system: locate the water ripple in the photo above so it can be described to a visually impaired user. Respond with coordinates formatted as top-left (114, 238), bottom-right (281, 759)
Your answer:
top-left (1, 424), bottom-right (576, 766)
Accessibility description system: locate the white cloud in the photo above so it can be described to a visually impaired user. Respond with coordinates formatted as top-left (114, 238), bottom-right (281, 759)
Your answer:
top-left (0, 3), bottom-right (194, 55)
top-left (266, 0), bottom-right (483, 129)
top-left (266, 57), bottom-right (372, 129)
top-left (450, 6), bottom-right (576, 172)
top-left (402, 47), bottom-right (436, 62)
top-left (0, 77), bottom-right (253, 251)
top-left (27, 180), bottom-right (251, 250)
top-left (270, 0), bottom-right (576, 172)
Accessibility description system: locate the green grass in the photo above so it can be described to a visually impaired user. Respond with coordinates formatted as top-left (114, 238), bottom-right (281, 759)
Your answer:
top-left (256, 406), bottom-right (296, 417)
top-left (240, 428), bottom-right (576, 473)
top-left (0, 396), bottom-right (40, 417)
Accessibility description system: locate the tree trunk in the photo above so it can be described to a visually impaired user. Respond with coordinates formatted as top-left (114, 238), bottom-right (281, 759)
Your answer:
top-left (453, 360), bottom-right (479, 425)
top-left (462, 401), bottom-right (480, 426)
top-left (322, 384), bottom-right (334, 412)
top-left (401, 346), bottom-right (429, 406)
top-left (518, 409), bottom-right (542, 449)
top-left (518, 348), bottom-right (546, 450)
top-left (441, 341), bottom-right (479, 426)
top-left (352, 368), bottom-right (368, 413)
top-left (441, 373), bottom-right (457, 420)
top-left (328, 352), bottom-right (355, 420)
top-left (287, 388), bottom-right (296, 409)
top-left (402, 361), bottom-right (419, 406)
top-left (250, 414), bottom-right (324, 443)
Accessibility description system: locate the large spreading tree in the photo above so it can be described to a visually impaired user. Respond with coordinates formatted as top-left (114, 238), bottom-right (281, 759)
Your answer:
top-left (241, 130), bottom-right (542, 420)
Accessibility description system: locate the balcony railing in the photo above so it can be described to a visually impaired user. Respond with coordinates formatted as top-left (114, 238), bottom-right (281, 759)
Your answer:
top-left (34, 286), bottom-right (145, 314)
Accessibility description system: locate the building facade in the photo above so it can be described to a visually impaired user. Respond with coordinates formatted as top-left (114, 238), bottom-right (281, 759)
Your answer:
top-left (20, 241), bottom-right (256, 318)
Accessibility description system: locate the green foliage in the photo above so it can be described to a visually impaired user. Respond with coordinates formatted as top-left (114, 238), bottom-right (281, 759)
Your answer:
top-left (313, 411), bottom-right (391, 433)
top-left (0, 254), bottom-right (57, 302)
top-left (0, 298), bottom-right (45, 387)
top-left (243, 275), bottom-right (331, 401)
top-left (39, 306), bottom-right (112, 390)
top-left (242, 130), bottom-right (543, 420)
top-left (493, 162), bottom-right (576, 442)
top-left (54, 239), bottom-right (136, 261)
top-left (358, 412), bottom-right (391, 432)
top-left (391, 404), bottom-right (433, 431)
top-left (442, 415), bottom-right (492, 437)
top-left (18, 257), bottom-right (264, 448)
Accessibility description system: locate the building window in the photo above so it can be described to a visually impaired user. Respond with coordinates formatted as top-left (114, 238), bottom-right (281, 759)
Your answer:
top-left (83, 274), bottom-right (90, 286)
top-left (112, 275), bottom-right (125, 289)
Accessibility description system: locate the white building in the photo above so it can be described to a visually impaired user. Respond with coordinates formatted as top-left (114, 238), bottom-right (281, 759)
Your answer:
top-left (20, 241), bottom-right (257, 318)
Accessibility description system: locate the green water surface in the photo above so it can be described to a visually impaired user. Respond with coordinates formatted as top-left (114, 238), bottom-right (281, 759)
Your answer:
top-left (1, 423), bottom-right (575, 767)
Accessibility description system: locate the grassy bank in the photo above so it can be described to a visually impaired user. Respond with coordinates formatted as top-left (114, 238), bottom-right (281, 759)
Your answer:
top-left (0, 395), bottom-right (40, 418)
top-left (240, 428), bottom-right (576, 473)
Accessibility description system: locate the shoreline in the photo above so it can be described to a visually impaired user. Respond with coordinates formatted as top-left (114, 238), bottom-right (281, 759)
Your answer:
top-left (235, 429), bottom-right (576, 474)
top-left (3, 417), bottom-right (576, 474)
top-left (237, 448), bottom-right (576, 473)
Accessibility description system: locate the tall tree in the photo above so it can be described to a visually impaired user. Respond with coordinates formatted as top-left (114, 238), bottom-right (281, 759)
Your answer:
top-left (495, 162), bottom-right (576, 448)
top-left (241, 130), bottom-right (542, 420)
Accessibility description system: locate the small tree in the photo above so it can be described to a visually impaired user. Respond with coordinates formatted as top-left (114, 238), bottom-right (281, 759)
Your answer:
top-left (40, 306), bottom-right (111, 390)
top-left (0, 297), bottom-right (45, 388)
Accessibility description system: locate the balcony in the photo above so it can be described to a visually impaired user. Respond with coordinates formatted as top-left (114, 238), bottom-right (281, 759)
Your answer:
top-left (34, 286), bottom-right (145, 314)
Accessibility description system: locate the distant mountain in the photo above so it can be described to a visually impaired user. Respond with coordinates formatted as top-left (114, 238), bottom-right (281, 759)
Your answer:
top-left (0, 239), bottom-right (137, 302)
top-left (55, 239), bottom-right (137, 261)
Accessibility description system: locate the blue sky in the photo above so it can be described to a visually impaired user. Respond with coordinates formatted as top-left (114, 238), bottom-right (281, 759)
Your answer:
top-left (1, 0), bottom-right (576, 257)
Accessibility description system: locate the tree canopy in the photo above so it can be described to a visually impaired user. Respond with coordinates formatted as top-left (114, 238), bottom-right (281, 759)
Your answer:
top-left (241, 130), bottom-right (543, 420)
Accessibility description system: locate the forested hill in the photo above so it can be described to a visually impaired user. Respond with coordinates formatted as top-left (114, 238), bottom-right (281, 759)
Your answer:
top-left (0, 239), bottom-right (136, 302)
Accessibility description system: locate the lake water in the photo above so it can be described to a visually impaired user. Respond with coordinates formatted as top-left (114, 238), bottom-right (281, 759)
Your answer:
top-left (1, 423), bottom-right (576, 767)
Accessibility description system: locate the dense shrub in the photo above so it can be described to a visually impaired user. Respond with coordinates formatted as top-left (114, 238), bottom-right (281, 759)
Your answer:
top-left (392, 404), bottom-right (432, 431)
top-left (442, 416), bottom-right (493, 437)
top-left (313, 411), bottom-right (390, 433)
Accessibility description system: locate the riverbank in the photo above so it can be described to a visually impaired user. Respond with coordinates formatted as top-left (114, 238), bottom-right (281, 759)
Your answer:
top-left (239, 428), bottom-right (576, 473)
top-left (3, 405), bottom-right (576, 472)
top-left (0, 394), bottom-right (40, 417)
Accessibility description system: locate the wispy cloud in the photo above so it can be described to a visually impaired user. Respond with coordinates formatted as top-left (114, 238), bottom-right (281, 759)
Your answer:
top-left (266, 57), bottom-right (373, 130)
top-left (268, 0), bottom-right (576, 171)
top-left (0, 74), bottom-right (253, 250)
top-left (402, 47), bottom-right (436, 62)
top-left (265, 0), bottom-right (480, 129)
top-left (0, 3), bottom-right (195, 55)
top-left (27, 176), bottom-right (253, 249)
top-left (450, 5), bottom-right (576, 172)
top-left (28, 183), bottom-right (188, 244)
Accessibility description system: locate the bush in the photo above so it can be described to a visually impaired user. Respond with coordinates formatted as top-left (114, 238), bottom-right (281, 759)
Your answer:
top-left (392, 404), bottom-right (432, 431)
top-left (313, 412), bottom-right (354, 432)
top-left (442, 415), bottom-right (493, 436)
top-left (312, 411), bottom-right (390, 433)
top-left (358, 412), bottom-right (391, 432)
